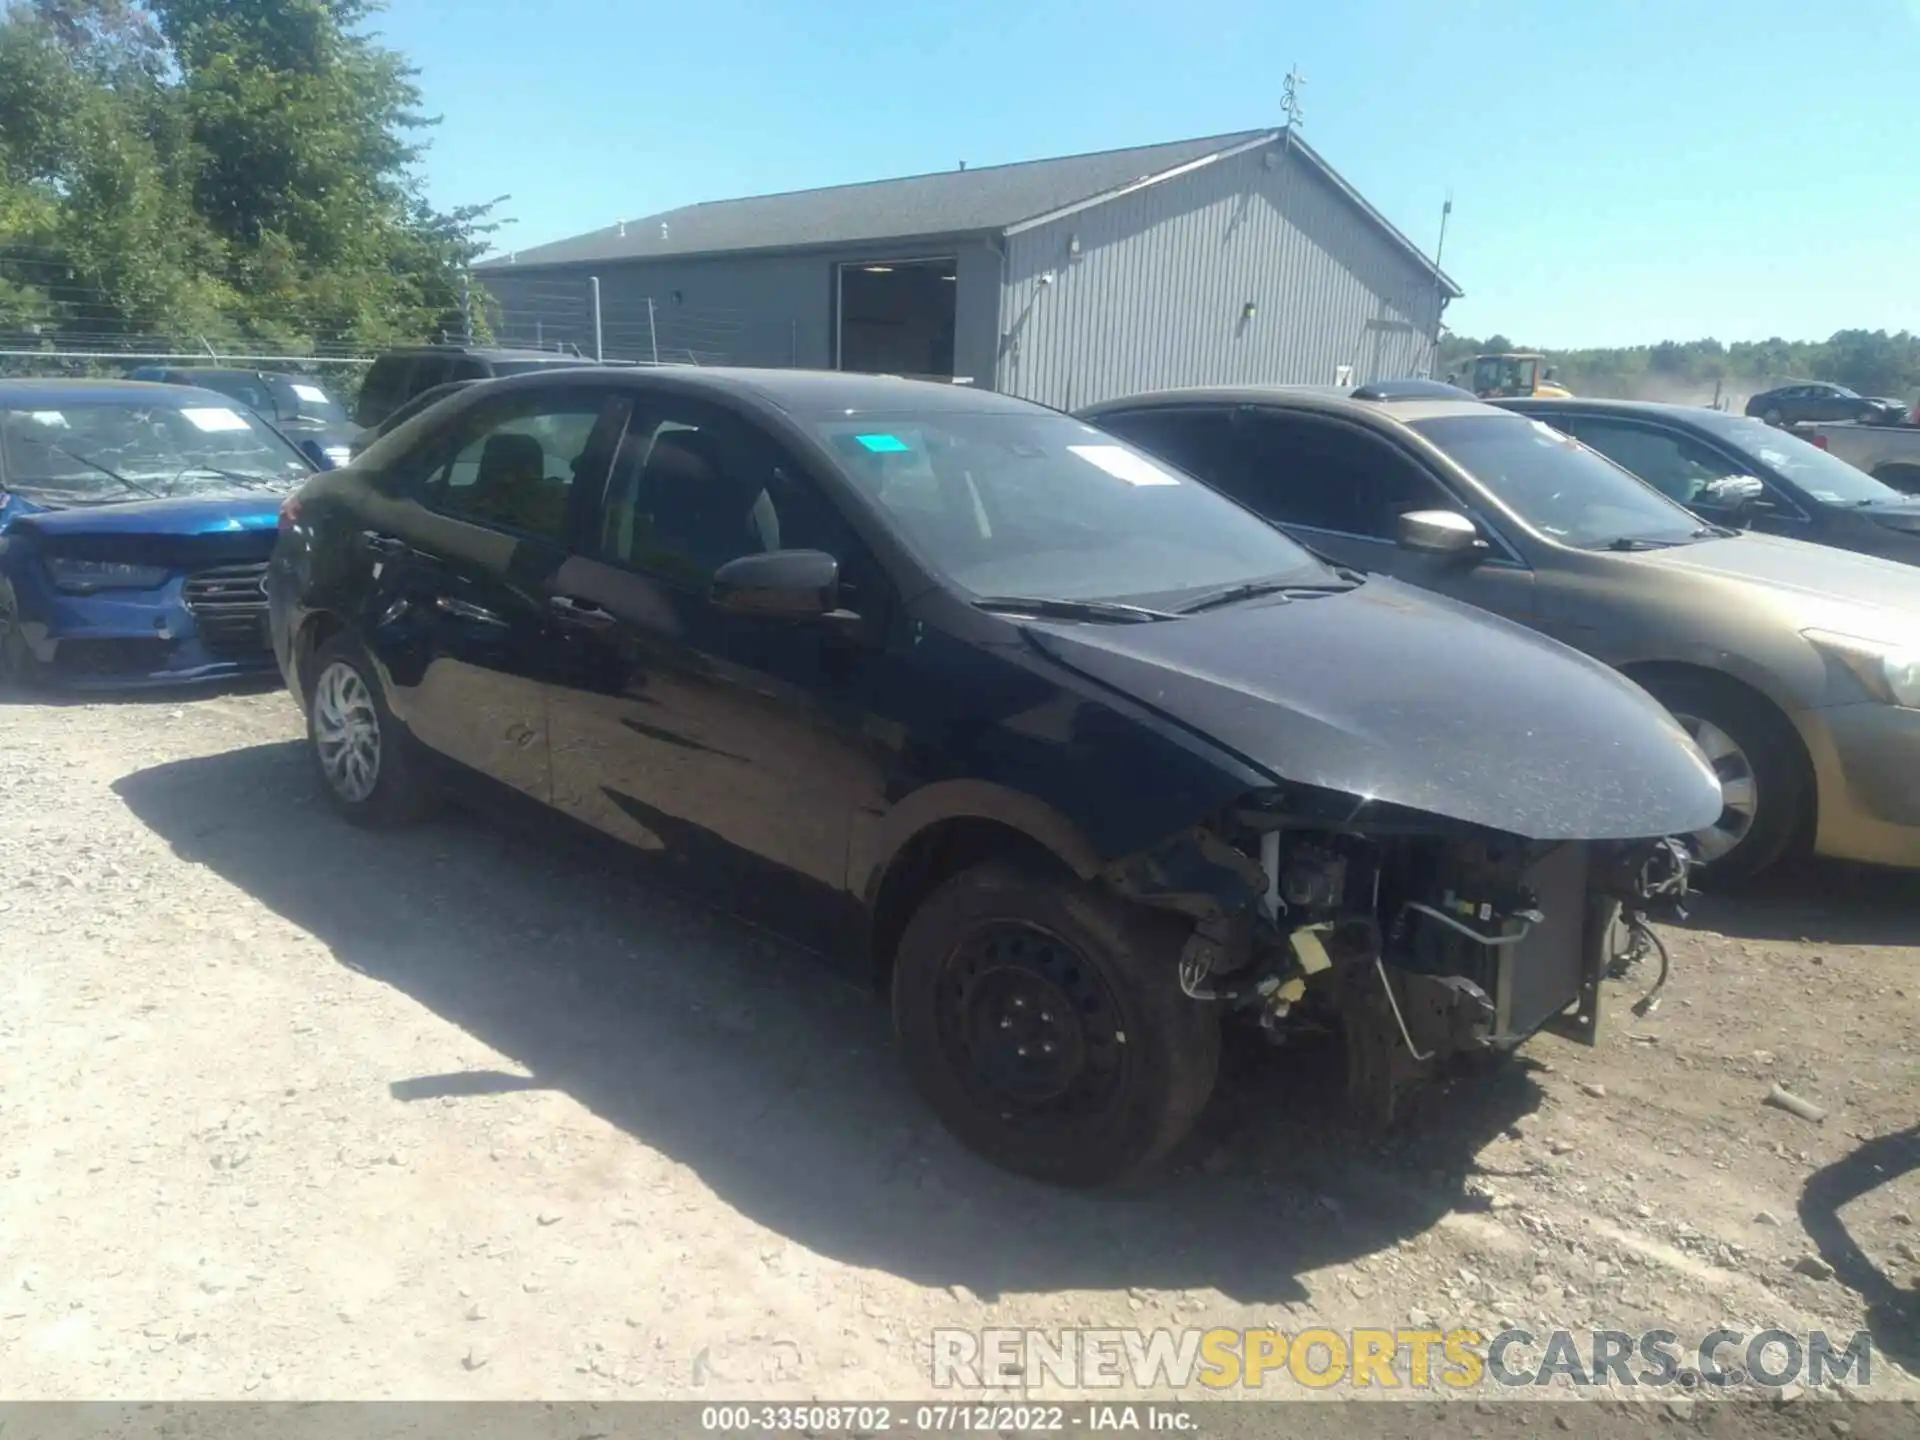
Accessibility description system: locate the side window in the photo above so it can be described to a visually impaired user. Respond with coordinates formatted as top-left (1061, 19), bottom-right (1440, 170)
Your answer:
top-left (449, 358), bottom-right (490, 382)
top-left (595, 399), bottom-right (862, 589)
top-left (1552, 419), bottom-right (1748, 506)
top-left (1096, 409), bottom-right (1238, 484)
top-left (1237, 415), bottom-right (1458, 539)
top-left (421, 390), bottom-right (614, 542)
top-left (408, 356), bottom-right (455, 398)
top-left (356, 357), bottom-right (408, 426)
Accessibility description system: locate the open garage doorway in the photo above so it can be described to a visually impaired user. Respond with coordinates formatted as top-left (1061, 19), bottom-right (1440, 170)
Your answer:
top-left (835, 258), bottom-right (957, 380)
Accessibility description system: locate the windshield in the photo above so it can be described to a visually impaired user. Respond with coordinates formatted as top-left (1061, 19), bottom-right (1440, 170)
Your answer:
top-left (810, 411), bottom-right (1337, 604)
top-left (0, 402), bottom-right (310, 503)
top-left (1693, 411), bottom-right (1906, 506)
top-left (1412, 413), bottom-right (1708, 549)
top-left (1472, 356), bottom-right (1534, 392)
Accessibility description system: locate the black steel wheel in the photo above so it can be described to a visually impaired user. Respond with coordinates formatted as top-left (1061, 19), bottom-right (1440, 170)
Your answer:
top-left (891, 861), bottom-right (1219, 1187)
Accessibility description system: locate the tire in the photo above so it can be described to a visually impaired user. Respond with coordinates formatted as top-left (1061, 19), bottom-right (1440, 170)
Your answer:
top-left (1639, 673), bottom-right (1809, 886)
top-left (304, 633), bottom-right (438, 828)
top-left (1762, 408), bottom-right (1783, 427)
top-left (0, 603), bottom-right (45, 696)
top-left (890, 860), bottom-right (1220, 1187)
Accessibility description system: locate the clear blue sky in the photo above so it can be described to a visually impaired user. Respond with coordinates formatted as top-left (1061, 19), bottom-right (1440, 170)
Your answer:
top-left (376, 0), bottom-right (1919, 349)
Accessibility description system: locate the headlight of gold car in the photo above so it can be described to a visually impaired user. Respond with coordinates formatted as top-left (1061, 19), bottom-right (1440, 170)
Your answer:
top-left (1803, 629), bottom-right (1920, 709)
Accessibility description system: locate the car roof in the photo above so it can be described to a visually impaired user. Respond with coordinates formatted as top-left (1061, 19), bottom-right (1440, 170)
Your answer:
top-left (1078, 384), bottom-right (1501, 425)
top-left (480, 365), bottom-right (1055, 419)
top-left (1499, 397), bottom-right (1748, 425)
top-left (378, 346), bottom-right (590, 363)
top-left (0, 378), bottom-right (255, 408)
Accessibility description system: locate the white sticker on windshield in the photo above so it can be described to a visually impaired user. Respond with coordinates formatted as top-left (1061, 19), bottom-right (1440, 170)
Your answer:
top-left (292, 383), bottom-right (329, 404)
top-left (27, 411), bottom-right (68, 427)
top-left (1069, 444), bottom-right (1181, 487)
top-left (181, 407), bottom-right (250, 433)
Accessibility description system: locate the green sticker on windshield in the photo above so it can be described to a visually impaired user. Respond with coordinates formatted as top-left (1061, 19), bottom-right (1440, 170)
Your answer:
top-left (855, 433), bottom-right (911, 453)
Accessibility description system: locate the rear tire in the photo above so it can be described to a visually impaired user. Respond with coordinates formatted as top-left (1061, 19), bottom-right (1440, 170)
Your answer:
top-left (1762, 408), bottom-right (1783, 427)
top-left (1640, 673), bottom-right (1808, 886)
top-left (891, 861), bottom-right (1219, 1187)
top-left (304, 633), bottom-right (438, 828)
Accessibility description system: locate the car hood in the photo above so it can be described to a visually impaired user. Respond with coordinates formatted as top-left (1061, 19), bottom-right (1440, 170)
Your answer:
top-left (13, 493), bottom-right (284, 537)
top-left (1624, 531), bottom-right (1920, 631)
top-left (1020, 578), bottom-right (1724, 841)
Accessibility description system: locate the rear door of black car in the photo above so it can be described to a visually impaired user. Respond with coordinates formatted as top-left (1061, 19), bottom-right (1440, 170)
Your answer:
top-left (355, 384), bottom-right (630, 800)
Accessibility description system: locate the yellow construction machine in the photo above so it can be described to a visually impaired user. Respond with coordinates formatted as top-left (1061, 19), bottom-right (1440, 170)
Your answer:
top-left (1470, 352), bottom-right (1572, 399)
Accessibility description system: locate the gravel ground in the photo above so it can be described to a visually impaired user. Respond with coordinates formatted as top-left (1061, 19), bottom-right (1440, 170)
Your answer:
top-left (1, 684), bottom-right (1916, 1410)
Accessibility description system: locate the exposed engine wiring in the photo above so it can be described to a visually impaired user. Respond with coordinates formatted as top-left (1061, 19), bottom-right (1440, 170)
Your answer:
top-left (1609, 836), bottom-right (1690, 1015)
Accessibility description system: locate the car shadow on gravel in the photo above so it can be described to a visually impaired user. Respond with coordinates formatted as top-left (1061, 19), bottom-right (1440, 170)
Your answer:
top-left (1798, 1125), bottom-right (1920, 1375)
top-left (1678, 858), bottom-right (1920, 948)
top-left (114, 740), bottom-right (1542, 1307)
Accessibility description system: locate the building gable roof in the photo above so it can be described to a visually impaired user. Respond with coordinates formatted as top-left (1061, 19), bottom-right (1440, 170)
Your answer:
top-left (480, 129), bottom-right (1460, 296)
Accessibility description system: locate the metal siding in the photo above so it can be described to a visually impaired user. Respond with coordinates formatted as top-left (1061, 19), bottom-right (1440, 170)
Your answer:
top-left (478, 241), bottom-right (1001, 384)
top-left (997, 139), bottom-right (1445, 411)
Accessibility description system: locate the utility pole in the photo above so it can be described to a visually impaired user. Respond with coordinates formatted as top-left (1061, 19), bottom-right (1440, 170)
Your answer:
top-left (461, 271), bottom-right (473, 346)
top-left (1427, 192), bottom-right (1453, 378)
top-left (590, 276), bottom-right (604, 362)
top-left (1280, 65), bottom-right (1306, 156)
top-left (647, 297), bottom-right (659, 364)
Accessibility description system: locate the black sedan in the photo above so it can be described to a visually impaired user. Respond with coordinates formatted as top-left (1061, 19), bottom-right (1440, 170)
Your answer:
top-left (1498, 398), bottom-right (1920, 565)
top-left (266, 367), bottom-right (1717, 1185)
top-left (1744, 382), bottom-right (1906, 428)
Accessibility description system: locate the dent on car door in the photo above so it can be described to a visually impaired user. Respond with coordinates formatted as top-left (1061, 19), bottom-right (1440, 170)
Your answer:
top-left (544, 394), bottom-right (892, 945)
top-left (1227, 411), bottom-right (1538, 622)
top-left (362, 387), bottom-right (627, 800)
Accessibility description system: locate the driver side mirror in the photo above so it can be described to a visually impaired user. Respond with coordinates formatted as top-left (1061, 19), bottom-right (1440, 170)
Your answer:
top-left (1396, 509), bottom-right (1484, 556)
top-left (297, 437), bottom-right (335, 471)
top-left (711, 549), bottom-right (842, 620)
top-left (1697, 475), bottom-right (1766, 526)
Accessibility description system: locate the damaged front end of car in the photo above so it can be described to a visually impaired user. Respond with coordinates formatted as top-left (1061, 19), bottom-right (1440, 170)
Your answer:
top-left (1102, 782), bottom-right (1694, 1125)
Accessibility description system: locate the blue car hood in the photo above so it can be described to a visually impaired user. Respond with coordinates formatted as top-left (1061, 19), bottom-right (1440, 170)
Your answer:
top-left (9, 493), bottom-right (283, 537)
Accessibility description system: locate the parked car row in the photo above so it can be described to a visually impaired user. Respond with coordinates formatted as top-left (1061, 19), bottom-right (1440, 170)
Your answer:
top-left (6, 362), bottom-right (1918, 1190)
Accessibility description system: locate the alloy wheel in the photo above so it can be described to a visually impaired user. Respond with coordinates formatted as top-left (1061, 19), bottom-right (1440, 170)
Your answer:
top-left (1672, 711), bottom-right (1759, 864)
top-left (313, 660), bottom-right (382, 804)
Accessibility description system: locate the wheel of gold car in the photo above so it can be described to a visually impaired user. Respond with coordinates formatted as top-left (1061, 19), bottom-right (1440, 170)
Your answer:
top-left (1641, 673), bottom-right (1810, 886)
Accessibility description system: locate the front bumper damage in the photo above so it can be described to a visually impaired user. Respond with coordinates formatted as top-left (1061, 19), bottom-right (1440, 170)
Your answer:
top-left (1103, 784), bottom-right (1693, 1125)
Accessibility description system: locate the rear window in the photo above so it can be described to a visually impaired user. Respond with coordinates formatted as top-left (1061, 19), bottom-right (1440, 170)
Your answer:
top-left (356, 357), bottom-right (413, 426)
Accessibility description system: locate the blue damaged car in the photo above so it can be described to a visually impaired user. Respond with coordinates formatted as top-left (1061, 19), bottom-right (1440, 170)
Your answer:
top-left (0, 379), bottom-right (316, 690)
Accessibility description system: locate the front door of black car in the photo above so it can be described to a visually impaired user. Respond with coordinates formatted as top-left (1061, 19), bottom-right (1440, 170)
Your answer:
top-left (544, 392), bottom-right (893, 945)
top-left (361, 386), bottom-right (627, 801)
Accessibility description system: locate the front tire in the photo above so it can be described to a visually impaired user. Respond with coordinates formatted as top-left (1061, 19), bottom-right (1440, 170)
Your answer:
top-left (1641, 674), bottom-right (1808, 885)
top-left (891, 861), bottom-right (1220, 1187)
top-left (1762, 407), bottom-right (1784, 427)
top-left (0, 605), bottom-right (45, 696)
top-left (305, 634), bottom-right (438, 828)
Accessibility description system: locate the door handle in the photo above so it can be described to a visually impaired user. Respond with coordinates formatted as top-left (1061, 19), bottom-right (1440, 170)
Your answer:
top-left (548, 595), bottom-right (615, 628)
top-left (434, 596), bottom-right (506, 626)
top-left (361, 530), bottom-right (408, 557)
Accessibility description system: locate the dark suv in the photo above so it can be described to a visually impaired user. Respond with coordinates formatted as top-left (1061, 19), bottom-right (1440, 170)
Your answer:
top-left (268, 366), bottom-right (1717, 1185)
top-left (353, 347), bottom-right (599, 430)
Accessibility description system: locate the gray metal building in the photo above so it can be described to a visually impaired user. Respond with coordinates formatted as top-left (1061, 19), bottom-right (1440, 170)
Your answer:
top-left (475, 128), bottom-right (1461, 411)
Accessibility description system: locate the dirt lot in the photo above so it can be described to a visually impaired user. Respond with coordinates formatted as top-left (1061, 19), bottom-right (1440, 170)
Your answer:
top-left (1, 685), bottom-right (1916, 1408)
